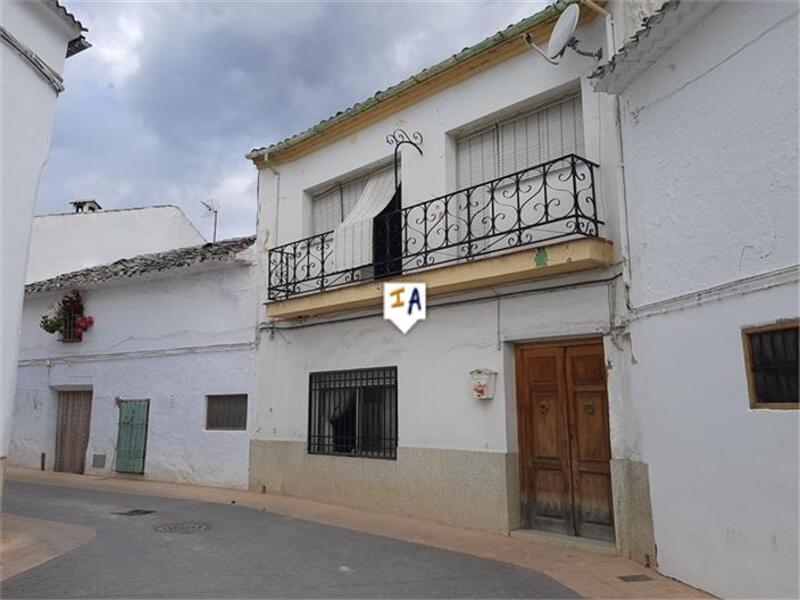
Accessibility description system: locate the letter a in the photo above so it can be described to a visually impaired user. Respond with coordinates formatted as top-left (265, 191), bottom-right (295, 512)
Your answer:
top-left (408, 287), bottom-right (422, 315)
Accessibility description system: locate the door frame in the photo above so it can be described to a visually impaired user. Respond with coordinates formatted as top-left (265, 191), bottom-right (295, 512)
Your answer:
top-left (513, 336), bottom-right (614, 540)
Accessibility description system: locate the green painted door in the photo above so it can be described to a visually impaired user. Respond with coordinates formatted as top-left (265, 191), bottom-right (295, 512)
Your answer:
top-left (116, 400), bottom-right (149, 474)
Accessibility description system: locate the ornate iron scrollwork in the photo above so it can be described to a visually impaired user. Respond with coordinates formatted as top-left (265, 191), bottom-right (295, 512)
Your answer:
top-left (267, 154), bottom-right (601, 301)
top-left (386, 128), bottom-right (423, 191)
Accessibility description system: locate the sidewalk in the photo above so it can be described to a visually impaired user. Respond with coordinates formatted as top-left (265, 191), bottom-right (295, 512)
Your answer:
top-left (3, 467), bottom-right (708, 598)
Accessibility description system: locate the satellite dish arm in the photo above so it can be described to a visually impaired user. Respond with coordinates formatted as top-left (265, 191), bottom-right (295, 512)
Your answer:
top-left (522, 32), bottom-right (561, 65)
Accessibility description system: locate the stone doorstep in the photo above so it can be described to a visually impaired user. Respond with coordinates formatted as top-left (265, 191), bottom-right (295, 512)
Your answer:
top-left (510, 528), bottom-right (617, 556)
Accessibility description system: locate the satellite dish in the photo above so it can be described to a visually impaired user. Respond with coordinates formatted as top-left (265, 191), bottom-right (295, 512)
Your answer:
top-left (522, 2), bottom-right (602, 65)
top-left (547, 4), bottom-right (580, 59)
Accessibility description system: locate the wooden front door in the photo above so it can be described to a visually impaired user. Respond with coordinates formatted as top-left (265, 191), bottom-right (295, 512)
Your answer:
top-left (516, 339), bottom-right (614, 541)
top-left (55, 390), bottom-right (93, 474)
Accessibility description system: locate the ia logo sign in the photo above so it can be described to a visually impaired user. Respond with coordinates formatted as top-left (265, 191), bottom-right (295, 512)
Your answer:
top-left (383, 283), bottom-right (426, 334)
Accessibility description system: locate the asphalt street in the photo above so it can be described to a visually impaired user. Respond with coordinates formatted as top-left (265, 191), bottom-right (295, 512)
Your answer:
top-left (2, 480), bottom-right (579, 598)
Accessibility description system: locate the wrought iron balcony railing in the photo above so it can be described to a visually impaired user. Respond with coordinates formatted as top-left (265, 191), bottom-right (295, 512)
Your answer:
top-left (268, 154), bottom-right (601, 301)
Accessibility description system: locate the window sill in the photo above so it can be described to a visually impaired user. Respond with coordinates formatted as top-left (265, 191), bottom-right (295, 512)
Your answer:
top-left (308, 450), bottom-right (397, 461)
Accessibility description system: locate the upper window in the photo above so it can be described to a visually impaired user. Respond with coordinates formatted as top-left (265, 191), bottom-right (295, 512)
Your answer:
top-left (311, 165), bottom-right (393, 235)
top-left (308, 367), bottom-right (398, 459)
top-left (456, 93), bottom-right (584, 189)
top-left (206, 394), bottom-right (248, 430)
top-left (742, 321), bottom-right (798, 409)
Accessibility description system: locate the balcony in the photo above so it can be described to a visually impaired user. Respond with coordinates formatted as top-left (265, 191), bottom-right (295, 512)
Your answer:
top-left (268, 154), bottom-right (611, 317)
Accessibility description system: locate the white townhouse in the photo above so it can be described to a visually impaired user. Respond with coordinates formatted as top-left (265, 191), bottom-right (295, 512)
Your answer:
top-left (9, 236), bottom-right (257, 489)
top-left (591, 2), bottom-right (798, 597)
top-left (1, 0), bottom-right (89, 500)
top-left (248, 0), bottom-right (635, 556)
top-left (246, 1), bottom-right (798, 597)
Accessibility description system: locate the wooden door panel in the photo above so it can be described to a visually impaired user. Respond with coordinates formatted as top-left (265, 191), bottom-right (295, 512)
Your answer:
top-left (566, 344), bottom-right (614, 540)
top-left (573, 390), bottom-right (610, 461)
top-left (577, 472), bottom-right (613, 524)
top-left (530, 391), bottom-right (560, 459)
top-left (516, 347), bottom-right (573, 534)
top-left (533, 469), bottom-right (570, 519)
top-left (55, 391), bottom-right (92, 474)
top-left (529, 355), bottom-right (558, 382)
top-left (569, 353), bottom-right (605, 386)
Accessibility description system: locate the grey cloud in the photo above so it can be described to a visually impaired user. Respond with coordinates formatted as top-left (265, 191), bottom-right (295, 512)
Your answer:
top-left (38, 1), bottom-right (544, 239)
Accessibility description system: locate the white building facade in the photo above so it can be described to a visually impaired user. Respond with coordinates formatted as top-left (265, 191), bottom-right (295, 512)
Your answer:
top-left (247, 1), bottom-right (798, 597)
top-left (1, 0), bottom-right (88, 497)
top-left (592, 2), bottom-right (799, 597)
top-left (248, 0), bottom-right (645, 556)
top-left (9, 237), bottom-right (257, 489)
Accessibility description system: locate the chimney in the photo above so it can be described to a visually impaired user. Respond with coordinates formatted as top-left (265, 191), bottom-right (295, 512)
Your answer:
top-left (70, 199), bottom-right (102, 213)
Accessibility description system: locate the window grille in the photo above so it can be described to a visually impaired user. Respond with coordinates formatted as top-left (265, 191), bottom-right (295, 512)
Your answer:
top-left (456, 93), bottom-right (585, 189)
top-left (206, 394), bottom-right (248, 430)
top-left (308, 367), bottom-right (398, 459)
top-left (60, 306), bottom-right (82, 342)
top-left (743, 321), bottom-right (799, 409)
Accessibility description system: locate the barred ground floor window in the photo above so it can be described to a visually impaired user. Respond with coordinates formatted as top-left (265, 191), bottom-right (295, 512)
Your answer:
top-left (308, 366), bottom-right (398, 459)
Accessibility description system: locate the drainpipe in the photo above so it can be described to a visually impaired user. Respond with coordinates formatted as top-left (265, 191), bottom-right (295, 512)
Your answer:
top-left (253, 151), bottom-right (280, 334)
top-left (577, 0), bottom-right (631, 310)
top-left (260, 152), bottom-right (281, 248)
top-left (578, 0), bottom-right (615, 60)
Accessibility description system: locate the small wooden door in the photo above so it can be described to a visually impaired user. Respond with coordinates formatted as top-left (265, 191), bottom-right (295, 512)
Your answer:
top-left (55, 391), bottom-right (93, 474)
top-left (116, 400), bottom-right (149, 474)
top-left (516, 340), bottom-right (614, 541)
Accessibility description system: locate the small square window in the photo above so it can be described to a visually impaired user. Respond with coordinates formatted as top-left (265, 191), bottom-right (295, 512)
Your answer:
top-left (206, 395), bottom-right (248, 430)
top-left (742, 320), bottom-right (798, 409)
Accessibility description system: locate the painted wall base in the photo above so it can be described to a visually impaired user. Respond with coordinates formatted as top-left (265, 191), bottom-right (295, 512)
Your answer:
top-left (611, 458), bottom-right (656, 567)
top-left (250, 440), bottom-right (515, 534)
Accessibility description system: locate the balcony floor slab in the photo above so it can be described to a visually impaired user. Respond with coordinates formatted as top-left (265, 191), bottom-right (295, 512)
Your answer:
top-left (266, 237), bottom-right (614, 320)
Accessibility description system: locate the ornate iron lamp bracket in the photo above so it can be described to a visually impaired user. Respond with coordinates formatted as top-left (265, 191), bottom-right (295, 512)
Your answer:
top-left (386, 129), bottom-right (423, 191)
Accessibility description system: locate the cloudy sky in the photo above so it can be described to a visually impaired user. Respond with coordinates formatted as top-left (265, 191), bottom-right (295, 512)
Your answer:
top-left (41, 1), bottom-right (546, 240)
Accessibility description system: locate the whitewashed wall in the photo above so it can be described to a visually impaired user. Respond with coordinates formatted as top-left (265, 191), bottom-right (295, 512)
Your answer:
top-left (619, 2), bottom-right (799, 597)
top-left (621, 1), bottom-right (799, 307)
top-left (630, 284), bottom-right (798, 598)
top-left (1, 0), bottom-right (82, 476)
top-left (253, 14), bottom-right (626, 456)
top-left (255, 276), bottom-right (614, 453)
top-left (26, 206), bottom-right (206, 283)
top-left (10, 260), bottom-right (256, 489)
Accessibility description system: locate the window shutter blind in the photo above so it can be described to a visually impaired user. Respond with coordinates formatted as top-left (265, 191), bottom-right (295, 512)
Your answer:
top-left (312, 187), bottom-right (342, 235)
top-left (456, 127), bottom-right (498, 189)
top-left (312, 170), bottom-right (379, 235)
top-left (497, 94), bottom-right (584, 176)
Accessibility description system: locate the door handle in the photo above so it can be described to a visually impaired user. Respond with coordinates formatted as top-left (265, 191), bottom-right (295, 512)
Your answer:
top-left (538, 401), bottom-right (548, 414)
top-left (584, 403), bottom-right (595, 415)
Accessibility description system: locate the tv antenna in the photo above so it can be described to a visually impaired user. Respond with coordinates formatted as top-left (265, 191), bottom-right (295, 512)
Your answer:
top-left (201, 198), bottom-right (219, 242)
top-left (522, 1), bottom-right (606, 65)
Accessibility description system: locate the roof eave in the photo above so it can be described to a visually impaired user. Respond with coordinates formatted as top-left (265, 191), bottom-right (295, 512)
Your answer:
top-left (246, 1), bottom-right (604, 168)
top-left (590, 0), bottom-right (720, 94)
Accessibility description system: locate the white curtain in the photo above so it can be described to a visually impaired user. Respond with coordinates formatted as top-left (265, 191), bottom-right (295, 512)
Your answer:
top-left (333, 167), bottom-right (396, 271)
